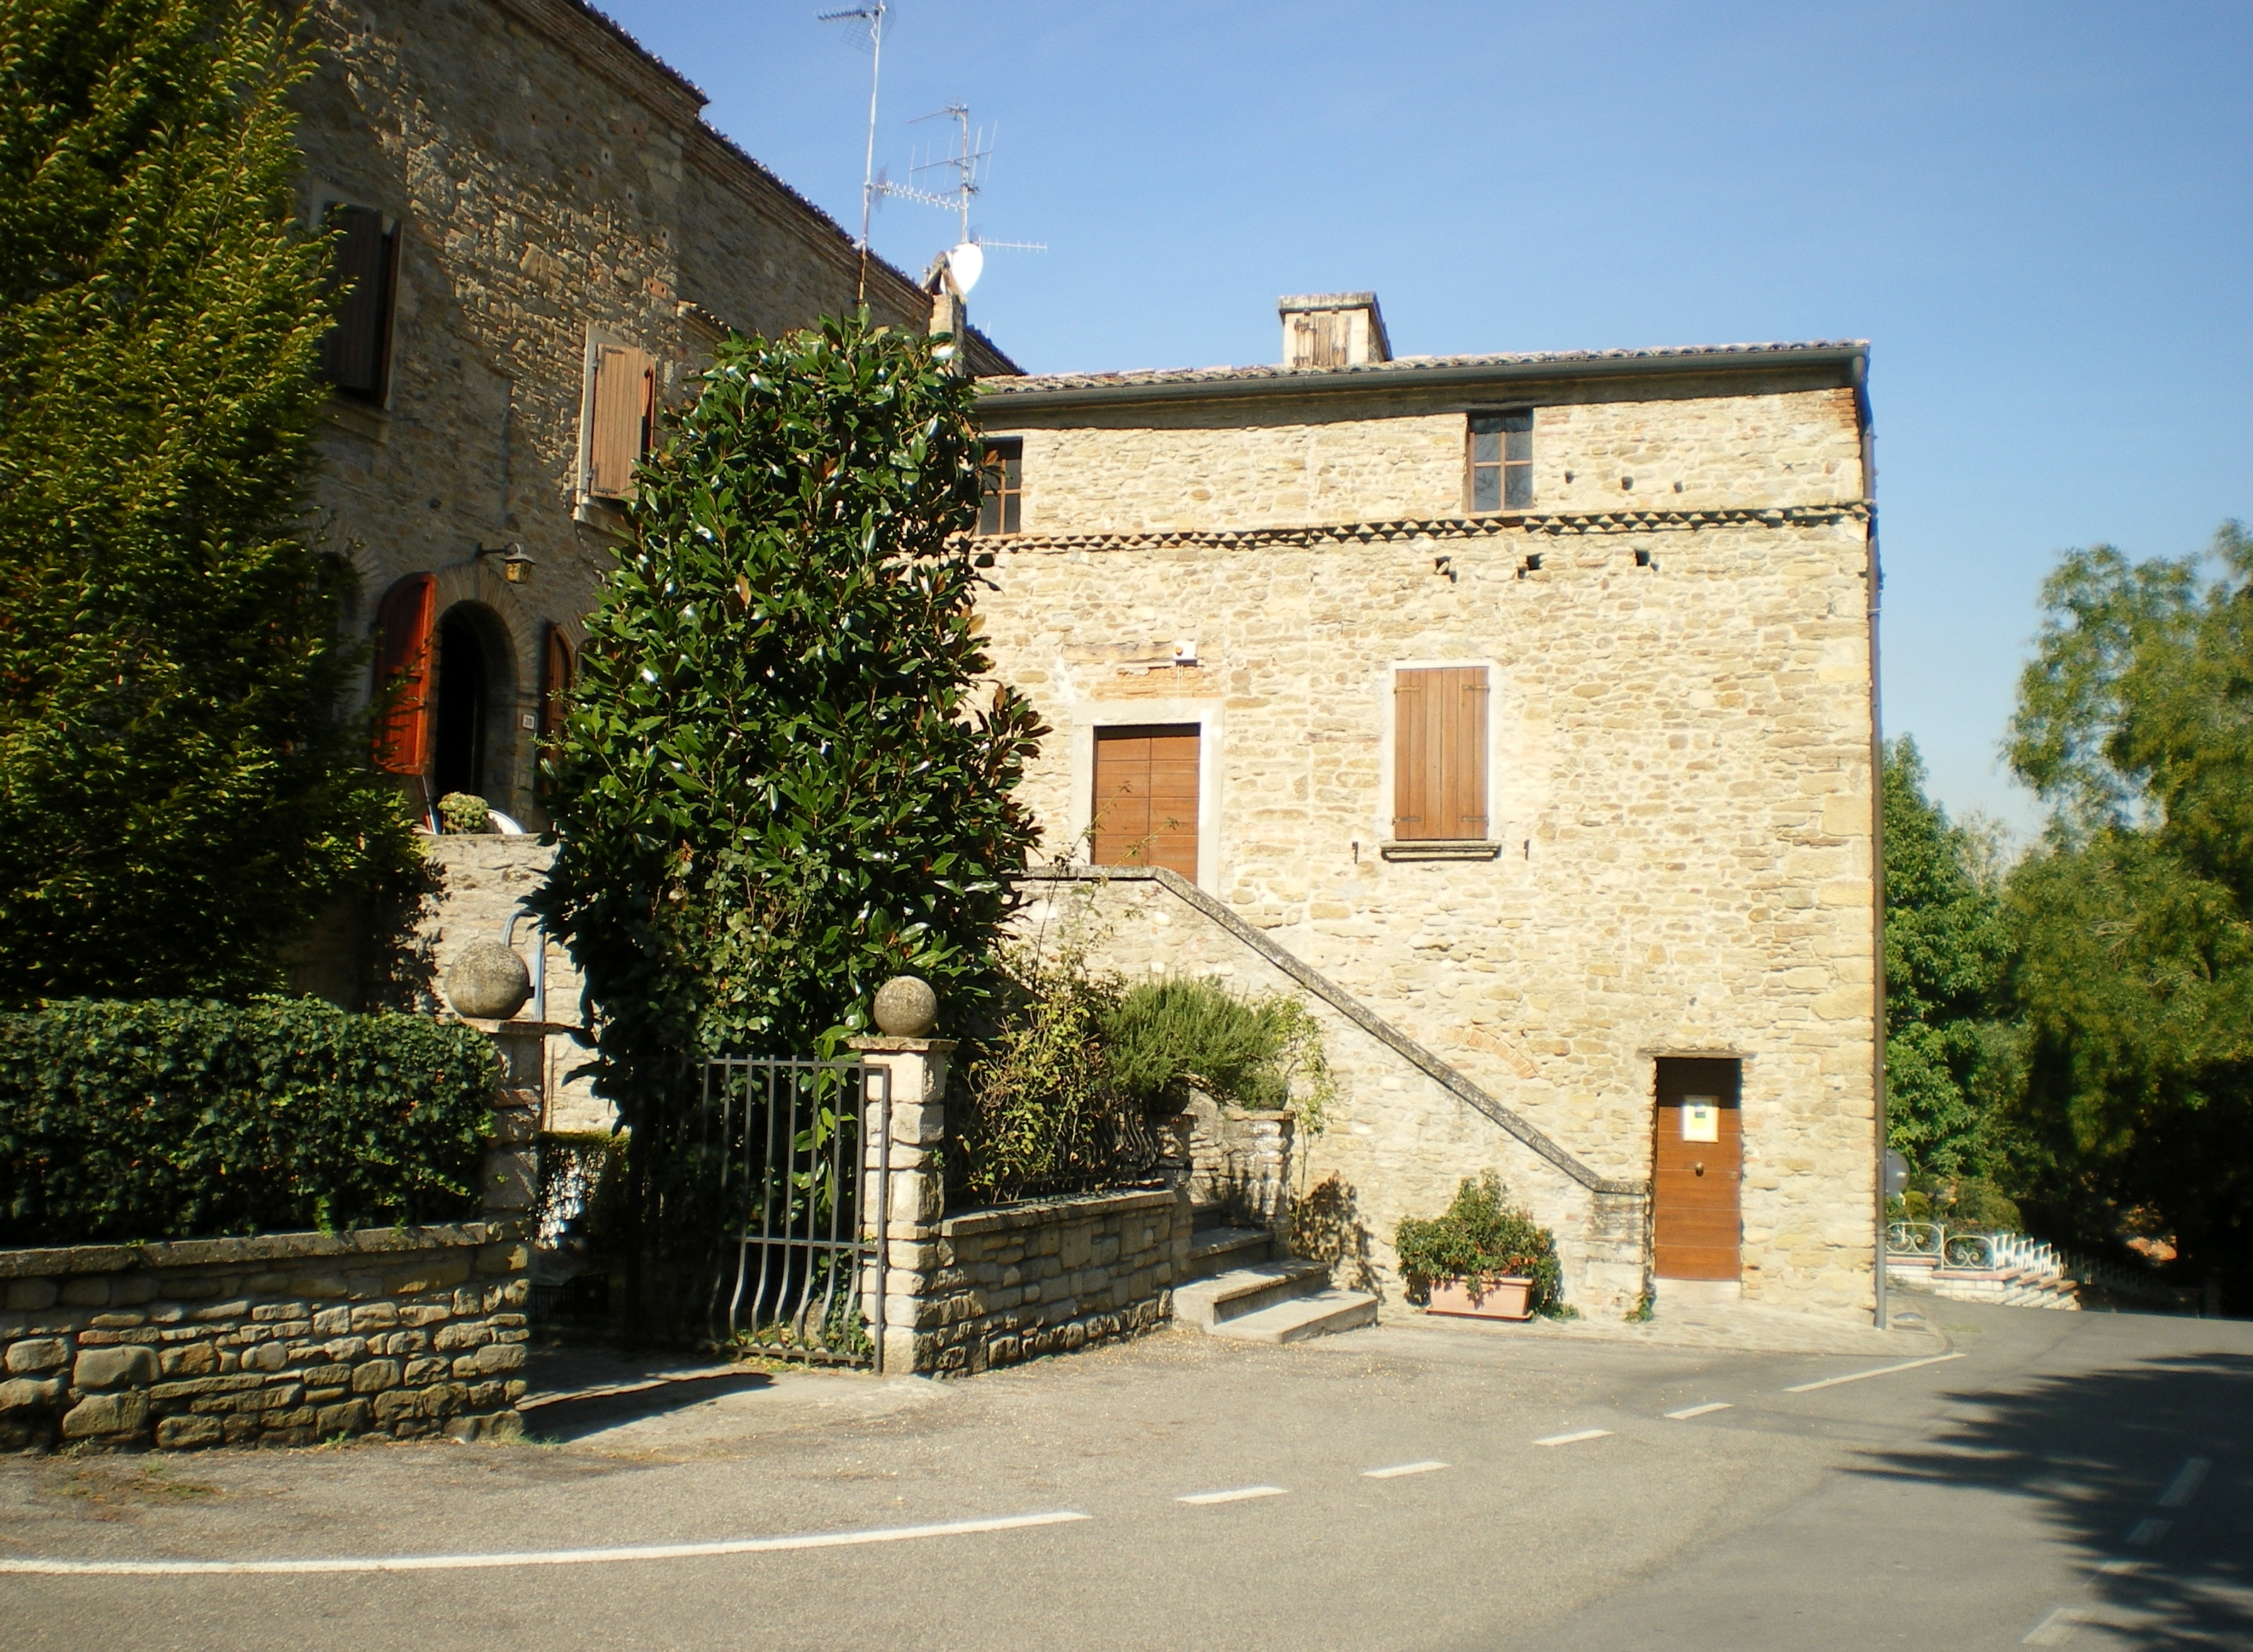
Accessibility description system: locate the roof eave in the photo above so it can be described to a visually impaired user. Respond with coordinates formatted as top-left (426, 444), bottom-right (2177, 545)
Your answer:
top-left (977, 343), bottom-right (1869, 412)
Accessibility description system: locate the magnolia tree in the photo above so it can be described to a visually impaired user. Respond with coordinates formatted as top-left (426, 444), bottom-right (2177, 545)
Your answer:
top-left (536, 313), bottom-right (1046, 1161)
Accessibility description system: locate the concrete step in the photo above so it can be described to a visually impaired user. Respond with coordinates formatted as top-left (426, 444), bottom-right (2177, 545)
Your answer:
top-left (1207, 1287), bottom-right (1381, 1345)
top-left (1187, 1226), bottom-right (1275, 1281)
top-left (1173, 1260), bottom-right (1332, 1328)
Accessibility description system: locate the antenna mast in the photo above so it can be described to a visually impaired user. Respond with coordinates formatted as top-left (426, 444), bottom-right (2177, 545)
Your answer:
top-left (876, 102), bottom-right (1047, 261)
top-left (816, 1), bottom-right (888, 305)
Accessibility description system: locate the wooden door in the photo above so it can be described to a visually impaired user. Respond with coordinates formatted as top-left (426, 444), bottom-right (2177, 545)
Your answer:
top-left (1652, 1058), bottom-right (1742, 1281)
top-left (1092, 724), bottom-right (1199, 880)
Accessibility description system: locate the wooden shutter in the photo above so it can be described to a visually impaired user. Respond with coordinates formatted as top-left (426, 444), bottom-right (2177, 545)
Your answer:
top-left (322, 205), bottom-right (395, 400)
top-left (587, 344), bottom-right (655, 498)
top-left (1092, 725), bottom-right (1199, 880)
top-left (1393, 667), bottom-right (1488, 841)
top-left (540, 623), bottom-right (575, 746)
top-left (371, 574), bottom-right (436, 775)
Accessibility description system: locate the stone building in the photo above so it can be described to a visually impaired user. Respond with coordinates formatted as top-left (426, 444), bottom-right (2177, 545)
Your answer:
top-left (293, 0), bottom-right (1012, 831)
top-left (283, 0), bottom-right (1010, 1070)
top-left (971, 294), bottom-right (1881, 1319)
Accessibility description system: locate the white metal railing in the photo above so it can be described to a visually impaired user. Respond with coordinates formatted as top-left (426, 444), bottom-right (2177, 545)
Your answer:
top-left (1886, 1223), bottom-right (2193, 1308)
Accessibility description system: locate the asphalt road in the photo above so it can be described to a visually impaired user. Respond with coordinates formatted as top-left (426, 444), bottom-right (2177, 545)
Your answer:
top-left (3, 1299), bottom-right (2247, 1651)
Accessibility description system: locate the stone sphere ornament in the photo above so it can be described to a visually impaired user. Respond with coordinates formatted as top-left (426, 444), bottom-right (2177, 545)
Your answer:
top-left (446, 941), bottom-right (533, 1021)
top-left (872, 975), bottom-right (938, 1038)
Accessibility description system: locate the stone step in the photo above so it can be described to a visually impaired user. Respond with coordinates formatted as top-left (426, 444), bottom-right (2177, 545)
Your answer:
top-left (1187, 1226), bottom-right (1275, 1281)
top-left (1174, 1260), bottom-right (1331, 1328)
top-left (1207, 1288), bottom-right (1381, 1345)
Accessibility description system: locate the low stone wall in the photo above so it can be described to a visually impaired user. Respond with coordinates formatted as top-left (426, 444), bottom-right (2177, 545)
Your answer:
top-left (0, 1223), bottom-right (529, 1452)
top-left (1173, 1095), bottom-right (1294, 1233)
top-left (895, 1187), bottom-right (1190, 1376)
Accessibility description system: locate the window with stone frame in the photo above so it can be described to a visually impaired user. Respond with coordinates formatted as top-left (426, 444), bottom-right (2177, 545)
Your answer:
top-left (978, 438), bottom-right (1023, 535)
top-left (1467, 409), bottom-right (1534, 512)
top-left (320, 204), bottom-right (397, 404)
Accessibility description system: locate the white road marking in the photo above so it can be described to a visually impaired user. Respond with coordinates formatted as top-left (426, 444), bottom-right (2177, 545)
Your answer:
top-left (1532, 1429), bottom-right (1613, 1447)
top-left (2158, 1457), bottom-right (2211, 1509)
top-left (1177, 1486), bottom-right (1287, 1505)
top-left (1783, 1352), bottom-right (1967, 1393)
top-left (2022, 1605), bottom-right (2087, 1646)
top-left (2128, 1517), bottom-right (2169, 1547)
top-left (1362, 1461), bottom-right (1449, 1478)
top-left (0, 1510), bottom-right (1092, 1578)
top-left (1664, 1403), bottom-right (1732, 1420)
top-left (2096, 1558), bottom-right (2144, 1578)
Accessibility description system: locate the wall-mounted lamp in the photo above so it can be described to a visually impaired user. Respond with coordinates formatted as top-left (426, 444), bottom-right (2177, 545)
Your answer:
top-left (475, 541), bottom-right (536, 584)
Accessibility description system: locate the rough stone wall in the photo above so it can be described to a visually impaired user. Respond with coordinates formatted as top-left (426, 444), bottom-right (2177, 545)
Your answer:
top-left (293, 0), bottom-right (992, 827)
top-left (1011, 878), bottom-right (1647, 1316)
top-left (0, 1224), bottom-right (529, 1452)
top-left (983, 377), bottom-right (1862, 536)
top-left (893, 1188), bottom-right (1186, 1376)
top-left (1177, 1095), bottom-right (1295, 1235)
top-left (973, 373), bottom-right (1878, 1318)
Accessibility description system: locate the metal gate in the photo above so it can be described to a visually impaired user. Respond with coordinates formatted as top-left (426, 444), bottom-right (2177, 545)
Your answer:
top-left (698, 1056), bottom-right (891, 1368)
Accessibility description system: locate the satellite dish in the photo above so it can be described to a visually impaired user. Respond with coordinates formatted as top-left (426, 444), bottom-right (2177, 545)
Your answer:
top-left (945, 241), bottom-right (985, 295)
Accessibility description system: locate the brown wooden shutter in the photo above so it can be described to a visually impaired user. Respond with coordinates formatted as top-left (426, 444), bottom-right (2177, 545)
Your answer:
top-left (1394, 667), bottom-right (1488, 840)
top-left (371, 574), bottom-right (436, 776)
top-left (322, 205), bottom-right (395, 400)
top-left (1092, 725), bottom-right (1199, 880)
top-left (540, 623), bottom-right (575, 746)
top-left (587, 345), bottom-right (656, 498)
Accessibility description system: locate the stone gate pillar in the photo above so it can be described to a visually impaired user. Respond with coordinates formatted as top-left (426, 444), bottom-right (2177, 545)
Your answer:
top-left (847, 1035), bottom-right (954, 1375)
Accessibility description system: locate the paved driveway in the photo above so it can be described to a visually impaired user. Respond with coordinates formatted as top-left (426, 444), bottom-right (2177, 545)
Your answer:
top-left (3, 1299), bottom-right (2247, 1651)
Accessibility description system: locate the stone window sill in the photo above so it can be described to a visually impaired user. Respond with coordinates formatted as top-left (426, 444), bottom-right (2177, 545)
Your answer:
top-left (1379, 840), bottom-right (1501, 862)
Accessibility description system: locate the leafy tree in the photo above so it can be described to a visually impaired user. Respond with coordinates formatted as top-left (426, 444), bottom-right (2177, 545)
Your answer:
top-left (1880, 737), bottom-right (2016, 1176)
top-left (0, 0), bottom-right (415, 1005)
top-left (534, 312), bottom-right (1046, 1147)
top-left (2003, 523), bottom-right (2253, 1292)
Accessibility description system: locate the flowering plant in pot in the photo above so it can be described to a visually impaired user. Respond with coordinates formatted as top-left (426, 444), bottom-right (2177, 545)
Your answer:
top-left (1394, 1172), bottom-right (1564, 1320)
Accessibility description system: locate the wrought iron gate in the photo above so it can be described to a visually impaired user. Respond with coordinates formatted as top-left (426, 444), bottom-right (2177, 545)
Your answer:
top-left (698, 1056), bottom-right (891, 1368)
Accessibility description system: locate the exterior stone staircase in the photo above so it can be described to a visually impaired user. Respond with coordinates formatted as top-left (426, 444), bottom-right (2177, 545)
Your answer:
top-left (1175, 1224), bottom-right (1379, 1343)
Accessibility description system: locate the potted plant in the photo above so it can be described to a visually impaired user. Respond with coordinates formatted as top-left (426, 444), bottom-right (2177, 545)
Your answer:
top-left (1394, 1172), bottom-right (1564, 1320)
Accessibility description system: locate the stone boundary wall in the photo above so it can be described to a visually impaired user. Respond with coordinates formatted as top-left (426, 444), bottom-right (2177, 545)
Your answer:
top-left (895, 1188), bottom-right (1190, 1377)
top-left (1176, 1097), bottom-right (1294, 1235)
top-left (0, 1223), bottom-right (529, 1452)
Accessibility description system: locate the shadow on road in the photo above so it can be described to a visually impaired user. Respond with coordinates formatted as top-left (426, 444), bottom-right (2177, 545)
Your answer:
top-left (1856, 1349), bottom-right (2253, 1649)
top-left (518, 1350), bottom-right (775, 1442)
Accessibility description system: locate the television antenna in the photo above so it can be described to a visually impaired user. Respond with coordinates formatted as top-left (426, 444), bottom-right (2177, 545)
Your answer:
top-left (874, 103), bottom-right (1044, 295)
top-left (815, 1), bottom-right (888, 304)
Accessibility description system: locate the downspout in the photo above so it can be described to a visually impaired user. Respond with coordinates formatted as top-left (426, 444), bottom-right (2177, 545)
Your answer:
top-left (1856, 351), bottom-right (1889, 1330)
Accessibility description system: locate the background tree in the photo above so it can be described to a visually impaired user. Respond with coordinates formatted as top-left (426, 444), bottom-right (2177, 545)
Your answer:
top-left (1881, 736), bottom-right (2016, 1178)
top-left (0, 0), bottom-right (416, 1005)
top-left (2004, 523), bottom-right (2253, 1296)
top-left (534, 312), bottom-right (1046, 1211)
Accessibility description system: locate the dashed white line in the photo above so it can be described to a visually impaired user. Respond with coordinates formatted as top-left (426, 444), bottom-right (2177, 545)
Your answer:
top-left (1362, 1461), bottom-right (1449, 1479)
top-left (1664, 1403), bottom-right (1732, 1420)
top-left (1177, 1486), bottom-right (1287, 1505)
top-left (2095, 1558), bottom-right (2143, 1578)
top-left (1783, 1352), bottom-right (1967, 1393)
top-left (2021, 1605), bottom-right (2087, 1646)
top-left (2127, 1517), bottom-right (2169, 1548)
top-left (0, 1510), bottom-right (1092, 1577)
top-left (2158, 1457), bottom-right (2211, 1508)
top-left (1532, 1429), bottom-right (1613, 1448)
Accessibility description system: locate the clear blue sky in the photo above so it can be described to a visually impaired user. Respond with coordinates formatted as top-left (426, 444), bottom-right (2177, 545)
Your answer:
top-left (603, 0), bottom-right (2252, 833)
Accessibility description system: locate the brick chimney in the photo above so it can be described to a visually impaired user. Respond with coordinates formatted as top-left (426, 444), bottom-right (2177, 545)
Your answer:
top-left (1279, 293), bottom-right (1391, 369)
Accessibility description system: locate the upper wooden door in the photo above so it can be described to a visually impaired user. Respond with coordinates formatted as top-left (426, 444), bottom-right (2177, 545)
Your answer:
top-left (1092, 724), bottom-right (1199, 880)
top-left (1652, 1057), bottom-right (1743, 1282)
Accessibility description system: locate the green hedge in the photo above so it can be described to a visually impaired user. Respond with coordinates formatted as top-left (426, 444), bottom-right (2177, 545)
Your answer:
top-left (0, 999), bottom-right (499, 1247)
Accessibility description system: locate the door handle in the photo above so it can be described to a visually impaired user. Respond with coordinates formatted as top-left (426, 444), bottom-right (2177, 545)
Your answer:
top-left (1693, 1162), bottom-right (1705, 1177)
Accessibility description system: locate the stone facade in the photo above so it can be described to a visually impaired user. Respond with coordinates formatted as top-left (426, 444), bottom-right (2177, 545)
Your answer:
top-left (972, 327), bottom-right (1882, 1320)
top-left (0, 1223), bottom-right (529, 1452)
top-left (294, 0), bottom-right (1012, 828)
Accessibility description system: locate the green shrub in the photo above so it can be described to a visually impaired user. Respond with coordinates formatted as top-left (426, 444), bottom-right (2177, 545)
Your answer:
top-left (0, 998), bottom-right (497, 1245)
top-left (954, 956), bottom-right (1144, 1204)
top-left (1098, 976), bottom-right (1332, 1126)
top-left (1394, 1172), bottom-right (1565, 1313)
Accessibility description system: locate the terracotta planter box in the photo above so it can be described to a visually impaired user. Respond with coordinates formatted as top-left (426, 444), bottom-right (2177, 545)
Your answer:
top-left (1423, 1276), bottom-right (1535, 1320)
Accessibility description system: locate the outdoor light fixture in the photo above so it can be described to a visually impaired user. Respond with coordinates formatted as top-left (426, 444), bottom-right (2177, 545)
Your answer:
top-left (475, 541), bottom-right (536, 584)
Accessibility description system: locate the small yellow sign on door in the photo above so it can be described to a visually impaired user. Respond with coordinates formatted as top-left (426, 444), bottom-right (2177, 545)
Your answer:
top-left (1682, 1098), bottom-right (1720, 1143)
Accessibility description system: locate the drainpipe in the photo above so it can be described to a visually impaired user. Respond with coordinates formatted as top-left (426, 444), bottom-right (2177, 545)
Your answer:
top-left (1856, 351), bottom-right (1889, 1331)
top-left (502, 902), bottom-right (546, 1024)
